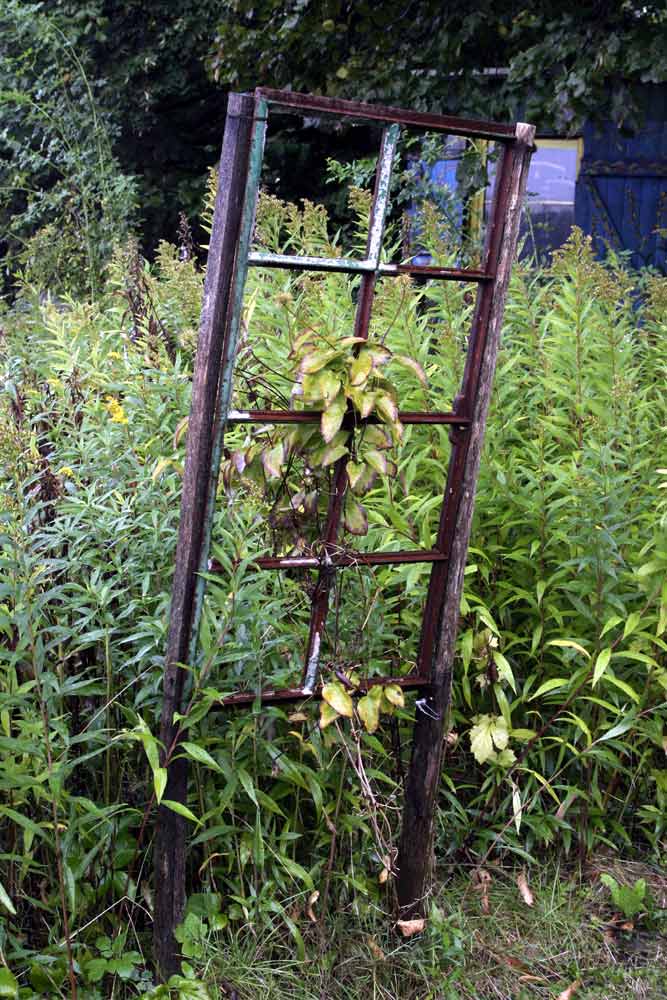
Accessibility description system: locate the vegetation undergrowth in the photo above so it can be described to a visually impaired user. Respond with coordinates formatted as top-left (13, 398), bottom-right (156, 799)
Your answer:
top-left (0, 177), bottom-right (666, 997)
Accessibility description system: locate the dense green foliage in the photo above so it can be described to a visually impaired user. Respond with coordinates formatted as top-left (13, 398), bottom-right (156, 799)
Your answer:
top-left (2, 1), bottom-right (667, 287)
top-left (1, 169), bottom-right (667, 993)
top-left (0, 0), bottom-right (137, 296)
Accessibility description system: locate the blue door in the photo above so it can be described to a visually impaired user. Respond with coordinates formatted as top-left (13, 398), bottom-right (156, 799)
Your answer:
top-left (575, 118), bottom-right (667, 272)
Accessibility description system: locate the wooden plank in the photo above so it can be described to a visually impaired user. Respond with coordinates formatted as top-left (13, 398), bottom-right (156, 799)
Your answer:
top-left (153, 92), bottom-right (255, 980)
top-left (396, 122), bottom-right (535, 919)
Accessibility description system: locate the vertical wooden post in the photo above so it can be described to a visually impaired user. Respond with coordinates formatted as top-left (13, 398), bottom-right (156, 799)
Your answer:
top-left (153, 93), bottom-right (255, 980)
top-left (397, 123), bottom-right (535, 917)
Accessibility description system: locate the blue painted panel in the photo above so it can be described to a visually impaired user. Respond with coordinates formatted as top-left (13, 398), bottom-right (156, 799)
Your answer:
top-left (575, 114), bottom-right (667, 272)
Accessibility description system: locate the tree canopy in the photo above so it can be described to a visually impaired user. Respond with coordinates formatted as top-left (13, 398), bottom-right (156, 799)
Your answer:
top-left (2, 1), bottom-right (667, 270)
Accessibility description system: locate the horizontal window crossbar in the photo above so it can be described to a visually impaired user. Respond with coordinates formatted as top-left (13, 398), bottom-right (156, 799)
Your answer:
top-left (255, 87), bottom-right (517, 142)
top-left (213, 673), bottom-right (432, 708)
top-left (247, 251), bottom-right (492, 282)
top-left (209, 549), bottom-right (447, 572)
top-left (226, 409), bottom-right (471, 426)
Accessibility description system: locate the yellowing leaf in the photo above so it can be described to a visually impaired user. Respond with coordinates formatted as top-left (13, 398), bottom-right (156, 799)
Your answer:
top-left (469, 714), bottom-right (509, 764)
top-left (357, 686), bottom-right (383, 732)
top-left (383, 684), bottom-right (405, 708)
top-left (348, 461), bottom-right (377, 495)
top-left (364, 449), bottom-right (387, 475)
top-left (319, 702), bottom-right (338, 729)
top-left (303, 370), bottom-right (340, 404)
top-left (364, 425), bottom-right (392, 450)
top-left (262, 442), bottom-right (284, 479)
top-left (343, 497), bottom-right (368, 535)
top-left (321, 392), bottom-right (347, 442)
top-left (546, 638), bottom-right (591, 659)
top-left (322, 681), bottom-right (353, 718)
top-left (392, 354), bottom-right (428, 385)
top-left (349, 349), bottom-right (373, 386)
top-left (348, 386), bottom-right (376, 418)
top-left (299, 348), bottom-right (340, 374)
top-left (376, 392), bottom-right (398, 425)
top-left (511, 779), bottom-right (523, 835)
top-left (307, 889), bottom-right (319, 922)
top-left (320, 442), bottom-right (349, 467)
top-left (173, 415), bottom-right (189, 448)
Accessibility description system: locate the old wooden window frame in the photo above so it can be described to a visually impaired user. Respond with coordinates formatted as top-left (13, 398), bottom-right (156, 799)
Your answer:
top-left (154, 88), bottom-right (534, 978)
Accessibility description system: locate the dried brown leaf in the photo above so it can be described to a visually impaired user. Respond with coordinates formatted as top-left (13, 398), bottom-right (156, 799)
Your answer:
top-left (396, 918), bottom-right (425, 938)
top-left (472, 867), bottom-right (492, 914)
top-left (366, 935), bottom-right (385, 961)
top-left (306, 889), bottom-right (319, 923)
top-left (517, 870), bottom-right (534, 907)
top-left (556, 980), bottom-right (582, 1000)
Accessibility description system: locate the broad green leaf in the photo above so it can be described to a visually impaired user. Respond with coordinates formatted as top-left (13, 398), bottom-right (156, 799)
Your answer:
top-left (321, 681), bottom-right (353, 718)
top-left (161, 800), bottom-right (201, 825)
top-left (153, 767), bottom-right (167, 804)
top-left (601, 674), bottom-right (640, 704)
top-left (237, 767), bottom-right (259, 806)
top-left (0, 969), bottom-right (18, 997)
top-left (180, 742), bottom-right (223, 773)
top-left (528, 677), bottom-right (569, 700)
top-left (623, 611), bottom-right (642, 639)
top-left (0, 881), bottom-right (16, 916)
top-left (85, 959), bottom-right (108, 984)
top-left (493, 650), bottom-right (516, 693)
top-left (277, 855), bottom-right (314, 889)
top-left (600, 615), bottom-right (623, 638)
top-left (598, 711), bottom-right (638, 742)
top-left (592, 647), bottom-right (612, 687)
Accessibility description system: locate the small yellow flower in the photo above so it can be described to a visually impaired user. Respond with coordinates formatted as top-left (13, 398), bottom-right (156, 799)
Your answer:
top-left (56, 466), bottom-right (74, 478)
top-left (105, 395), bottom-right (128, 425)
top-left (108, 351), bottom-right (122, 361)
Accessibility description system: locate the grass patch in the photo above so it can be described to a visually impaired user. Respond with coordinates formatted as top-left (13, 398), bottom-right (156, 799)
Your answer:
top-left (198, 861), bottom-right (667, 1000)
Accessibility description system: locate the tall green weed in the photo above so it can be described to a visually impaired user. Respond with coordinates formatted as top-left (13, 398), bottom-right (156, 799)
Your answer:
top-left (0, 203), bottom-right (666, 993)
